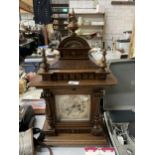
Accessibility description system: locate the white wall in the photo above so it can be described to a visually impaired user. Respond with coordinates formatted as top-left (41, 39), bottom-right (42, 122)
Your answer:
top-left (100, 0), bottom-right (135, 48)
top-left (67, 0), bottom-right (134, 48)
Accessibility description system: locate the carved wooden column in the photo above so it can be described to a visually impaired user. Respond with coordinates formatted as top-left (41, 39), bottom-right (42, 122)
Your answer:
top-left (41, 89), bottom-right (56, 135)
top-left (91, 88), bottom-right (104, 136)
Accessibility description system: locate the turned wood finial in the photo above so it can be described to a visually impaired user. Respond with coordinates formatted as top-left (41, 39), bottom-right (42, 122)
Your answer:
top-left (67, 9), bottom-right (79, 34)
top-left (42, 49), bottom-right (49, 72)
top-left (101, 49), bottom-right (107, 70)
top-left (97, 49), bottom-right (107, 72)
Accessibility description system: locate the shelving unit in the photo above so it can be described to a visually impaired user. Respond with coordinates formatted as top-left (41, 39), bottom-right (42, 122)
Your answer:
top-left (74, 12), bottom-right (105, 48)
top-left (51, 3), bottom-right (69, 37)
top-left (50, 0), bottom-right (105, 47)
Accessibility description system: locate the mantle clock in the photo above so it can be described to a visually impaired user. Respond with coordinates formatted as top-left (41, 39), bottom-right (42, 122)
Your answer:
top-left (31, 11), bottom-right (117, 146)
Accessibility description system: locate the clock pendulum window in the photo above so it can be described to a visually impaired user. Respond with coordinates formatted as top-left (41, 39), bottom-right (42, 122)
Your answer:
top-left (30, 10), bottom-right (117, 146)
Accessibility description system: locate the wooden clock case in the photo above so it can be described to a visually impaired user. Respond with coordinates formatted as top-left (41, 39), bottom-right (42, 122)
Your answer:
top-left (31, 11), bottom-right (117, 146)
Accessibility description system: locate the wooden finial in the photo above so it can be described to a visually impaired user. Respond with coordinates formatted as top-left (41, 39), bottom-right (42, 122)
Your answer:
top-left (42, 49), bottom-right (49, 72)
top-left (103, 49), bottom-right (107, 69)
top-left (67, 9), bottom-right (78, 34)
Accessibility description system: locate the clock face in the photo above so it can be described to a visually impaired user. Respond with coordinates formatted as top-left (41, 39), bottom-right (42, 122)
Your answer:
top-left (55, 95), bottom-right (91, 122)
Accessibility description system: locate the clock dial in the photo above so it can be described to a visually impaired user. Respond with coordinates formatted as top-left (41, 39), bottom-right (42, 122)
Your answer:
top-left (55, 95), bottom-right (91, 121)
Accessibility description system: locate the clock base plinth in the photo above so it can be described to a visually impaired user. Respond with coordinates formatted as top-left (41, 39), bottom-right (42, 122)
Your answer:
top-left (43, 133), bottom-right (109, 146)
top-left (42, 120), bottom-right (110, 146)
